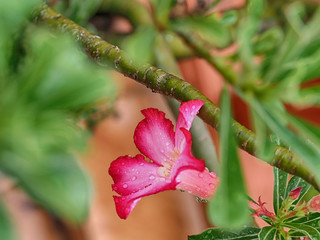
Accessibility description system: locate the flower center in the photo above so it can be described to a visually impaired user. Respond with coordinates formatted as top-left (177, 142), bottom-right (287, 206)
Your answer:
top-left (157, 149), bottom-right (180, 178)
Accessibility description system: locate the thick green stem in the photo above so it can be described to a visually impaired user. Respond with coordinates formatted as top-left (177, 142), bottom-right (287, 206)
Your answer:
top-left (32, 4), bottom-right (319, 191)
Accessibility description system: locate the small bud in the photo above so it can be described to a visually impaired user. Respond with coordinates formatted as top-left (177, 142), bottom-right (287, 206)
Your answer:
top-left (289, 187), bottom-right (302, 200)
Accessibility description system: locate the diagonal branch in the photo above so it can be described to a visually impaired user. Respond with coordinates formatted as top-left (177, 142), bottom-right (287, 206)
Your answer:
top-left (32, 4), bottom-right (319, 191)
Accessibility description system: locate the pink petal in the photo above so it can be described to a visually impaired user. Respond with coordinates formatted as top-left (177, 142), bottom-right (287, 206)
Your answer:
top-left (175, 100), bottom-right (204, 151)
top-left (112, 179), bottom-right (175, 219)
top-left (134, 108), bottom-right (175, 166)
top-left (308, 194), bottom-right (320, 212)
top-left (109, 154), bottom-right (176, 219)
top-left (171, 128), bottom-right (205, 180)
top-left (109, 154), bottom-right (161, 195)
top-left (176, 168), bottom-right (218, 200)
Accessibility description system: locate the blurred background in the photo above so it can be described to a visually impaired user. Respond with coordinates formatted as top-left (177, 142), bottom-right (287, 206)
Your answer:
top-left (2, 0), bottom-right (320, 239)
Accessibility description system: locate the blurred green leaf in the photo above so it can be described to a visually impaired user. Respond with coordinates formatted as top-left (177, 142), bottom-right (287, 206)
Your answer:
top-left (221, 10), bottom-right (238, 26)
top-left (283, 223), bottom-right (320, 239)
top-left (0, 24), bottom-right (115, 225)
top-left (273, 167), bottom-right (288, 215)
top-left (237, 0), bottom-right (264, 71)
top-left (258, 226), bottom-right (277, 240)
top-left (188, 227), bottom-right (260, 240)
top-left (54, 0), bottom-right (102, 25)
top-left (208, 88), bottom-right (249, 228)
top-left (250, 100), bottom-right (320, 185)
top-left (169, 13), bottom-right (231, 48)
top-left (0, 152), bottom-right (92, 222)
top-left (149, 0), bottom-right (177, 27)
top-left (0, 199), bottom-right (15, 240)
top-left (253, 27), bottom-right (283, 54)
top-left (122, 26), bottom-right (157, 64)
top-left (286, 114), bottom-right (320, 149)
top-left (19, 29), bottom-right (115, 111)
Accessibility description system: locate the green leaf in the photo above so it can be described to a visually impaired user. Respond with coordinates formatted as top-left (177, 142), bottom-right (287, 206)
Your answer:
top-left (286, 114), bottom-right (320, 149)
top-left (283, 223), bottom-right (320, 239)
top-left (55, 0), bottom-right (102, 25)
top-left (122, 26), bottom-right (156, 64)
top-left (221, 10), bottom-right (238, 26)
top-left (258, 226), bottom-right (277, 240)
top-left (0, 199), bottom-right (15, 240)
top-left (208, 88), bottom-right (250, 228)
top-left (253, 28), bottom-right (283, 54)
top-left (150, 0), bottom-right (177, 27)
top-left (169, 14), bottom-right (230, 48)
top-left (250, 100), bottom-right (320, 186)
top-left (0, 152), bottom-right (92, 223)
top-left (273, 167), bottom-right (288, 215)
top-left (188, 227), bottom-right (260, 240)
top-left (289, 212), bottom-right (320, 227)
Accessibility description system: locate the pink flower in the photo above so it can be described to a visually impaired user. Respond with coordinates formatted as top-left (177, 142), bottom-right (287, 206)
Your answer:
top-left (249, 196), bottom-right (276, 219)
top-left (109, 100), bottom-right (219, 219)
top-left (308, 194), bottom-right (320, 212)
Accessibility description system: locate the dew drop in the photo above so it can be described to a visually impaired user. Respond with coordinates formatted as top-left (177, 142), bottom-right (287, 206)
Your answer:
top-left (131, 176), bottom-right (137, 181)
top-left (198, 173), bottom-right (204, 178)
top-left (192, 105), bottom-right (195, 109)
top-left (166, 142), bottom-right (170, 146)
top-left (149, 175), bottom-right (155, 180)
top-left (121, 162), bottom-right (125, 166)
top-left (188, 190), bottom-right (193, 194)
top-left (140, 163), bottom-right (144, 166)
top-left (196, 187), bottom-right (201, 192)
top-left (209, 183), bottom-right (214, 188)
top-left (185, 108), bottom-right (189, 111)
top-left (123, 184), bottom-right (128, 188)
top-left (160, 149), bottom-right (164, 153)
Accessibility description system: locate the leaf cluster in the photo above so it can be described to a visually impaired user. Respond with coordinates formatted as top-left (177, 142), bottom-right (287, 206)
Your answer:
top-left (0, 0), bottom-right (115, 238)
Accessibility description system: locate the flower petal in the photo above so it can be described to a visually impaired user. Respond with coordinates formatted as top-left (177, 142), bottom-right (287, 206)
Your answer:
top-left (112, 179), bottom-right (175, 219)
top-left (134, 108), bottom-right (175, 166)
top-left (171, 128), bottom-right (205, 181)
top-left (175, 100), bottom-right (204, 151)
top-left (109, 154), bottom-right (161, 195)
top-left (176, 168), bottom-right (219, 200)
top-left (109, 154), bottom-right (176, 219)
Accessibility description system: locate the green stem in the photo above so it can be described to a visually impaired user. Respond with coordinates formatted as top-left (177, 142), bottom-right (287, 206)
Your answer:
top-left (174, 30), bottom-right (237, 85)
top-left (32, 4), bottom-right (319, 191)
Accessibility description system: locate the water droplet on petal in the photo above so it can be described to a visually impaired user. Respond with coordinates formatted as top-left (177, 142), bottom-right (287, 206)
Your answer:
top-left (166, 142), bottom-right (169, 146)
top-left (196, 187), bottom-right (201, 191)
top-left (198, 173), bottom-right (204, 178)
top-left (131, 176), bottom-right (137, 181)
top-left (121, 162), bottom-right (125, 166)
top-left (140, 163), bottom-right (144, 166)
top-left (209, 183), bottom-right (214, 188)
top-left (188, 190), bottom-right (193, 194)
top-left (192, 105), bottom-right (195, 109)
top-left (113, 186), bottom-right (118, 191)
top-left (185, 108), bottom-right (189, 111)
top-left (123, 184), bottom-right (128, 188)
top-left (149, 175), bottom-right (155, 180)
